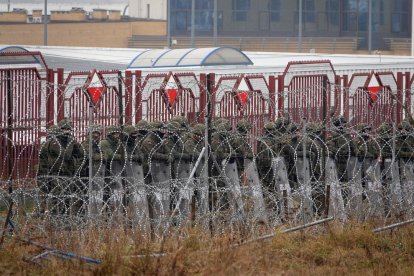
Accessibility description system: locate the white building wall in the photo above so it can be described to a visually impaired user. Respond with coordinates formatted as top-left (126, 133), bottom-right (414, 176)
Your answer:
top-left (129, 0), bottom-right (167, 20)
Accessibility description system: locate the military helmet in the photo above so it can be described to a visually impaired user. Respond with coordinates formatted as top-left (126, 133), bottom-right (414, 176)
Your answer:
top-left (47, 125), bottom-right (60, 136)
top-left (264, 122), bottom-right (277, 133)
top-left (275, 117), bottom-right (290, 129)
top-left (107, 125), bottom-right (122, 135)
top-left (236, 120), bottom-right (252, 132)
top-left (91, 125), bottom-right (102, 133)
top-left (378, 122), bottom-right (392, 134)
top-left (170, 116), bottom-right (189, 129)
top-left (357, 123), bottom-right (371, 133)
top-left (57, 118), bottom-right (73, 130)
top-left (124, 125), bottom-right (138, 135)
top-left (192, 123), bottom-right (205, 137)
top-left (136, 120), bottom-right (150, 130)
top-left (213, 118), bottom-right (231, 131)
top-left (149, 121), bottom-right (164, 131)
top-left (306, 122), bottom-right (323, 133)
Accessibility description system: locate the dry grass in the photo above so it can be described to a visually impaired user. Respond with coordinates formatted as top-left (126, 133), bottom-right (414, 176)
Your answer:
top-left (1, 223), bottom-right (414, 275)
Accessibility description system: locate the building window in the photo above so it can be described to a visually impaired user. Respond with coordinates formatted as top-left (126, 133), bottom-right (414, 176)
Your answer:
top-left (173, 0), bottom-right (191, 9)
top-left (269, 0), bottom-right (281, 22)
top-left (297, 0), bottom-right (316, 23)
top-left (392, 0), bottom-right (410, 33)
top-left (325, 0), bottom-right (339, 26)
top-left (232, 0), bottom-right (250, 21)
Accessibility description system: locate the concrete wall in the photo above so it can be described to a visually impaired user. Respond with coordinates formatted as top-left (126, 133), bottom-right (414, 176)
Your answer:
top-left (129, 0), bottom-right (167, 20)
top-left (0, 21), bottom-right (166, 48)
top-left (50, 11), bottom-right (86, 22)
top-left (0, 11), bottom-right (27, 23)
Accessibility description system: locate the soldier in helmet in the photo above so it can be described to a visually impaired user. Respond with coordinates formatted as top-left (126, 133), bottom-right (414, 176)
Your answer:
top-left (81, 125), bottom-right (105, 218)
top-left (211, 118), bottom-right (246, 221)
top-left (257, 122), bottom-right (278, 188)
top-left (123, 124), bottom-right (150, 232)
top-left (37, 125), bottom-right (59, 214)
top-left (327, 116), bottom-right (357, 186)
top-left (140, 121), bottom-right (172, 236)
top-left (38, 119), bottom-right (83, 216)
top-left (232, 119), bottom-right (267, 223)
top-left (100, 125), bottom-right (126, 221)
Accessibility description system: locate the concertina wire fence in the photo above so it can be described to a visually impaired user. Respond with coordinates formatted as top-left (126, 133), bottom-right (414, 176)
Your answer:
top-left (1, 71), bottom-right (414, 242)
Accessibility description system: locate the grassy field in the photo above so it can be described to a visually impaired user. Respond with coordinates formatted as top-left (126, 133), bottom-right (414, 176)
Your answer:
top-left (1, 222), bottom-right (414, 275)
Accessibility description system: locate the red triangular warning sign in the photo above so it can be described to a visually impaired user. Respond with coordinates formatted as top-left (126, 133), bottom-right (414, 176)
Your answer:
top-left (166, 89), bottom-right (177, 105)
top-left (367, 86), bottom-right (381, 103)
top-left (237, 92), bottom-right (249, 106)
top-left (87, 87), bottom-right (104, 105)
top-left (85, 71), bottom-right (105, 106)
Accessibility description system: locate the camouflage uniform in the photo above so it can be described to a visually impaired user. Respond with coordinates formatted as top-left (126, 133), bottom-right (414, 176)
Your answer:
top-left (211, 119), bottom-right (245, 220)
top-left (233, 120), bottom-right (267, 223)
top-left (100, 125), bottom-right (126, 220)
top-left (295, 122), bottom-right (325, 216)
top-left (81, 125), bottom-right (105, 218)
top-left (257, 122), bottom-right (278, 188)
top-left (327, 116), bottom-right (357, 182)
top-left (123, 124), bottom-right (150, 232)
top-left (163, 119), bottom-right (193, 226)
top-left (140, 121), bottom-right (172, 235)
top-left (38, 119), bottom-right (83, 216)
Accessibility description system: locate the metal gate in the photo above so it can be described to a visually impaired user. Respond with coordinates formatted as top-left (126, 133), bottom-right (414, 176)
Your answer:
top-left (62, 70), bottom-right (123, 140)
top-left (0, 68), bottom-right (45, 180)
top-left (345, 72), bottom-right (401, 128)
top-left (138, 72), bottom-right (200, 123)
top-left (277, 61), bottom-right (337, 124)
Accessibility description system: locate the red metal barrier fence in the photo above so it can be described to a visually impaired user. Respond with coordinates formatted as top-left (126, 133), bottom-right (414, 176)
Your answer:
top-left (1, 51), bottom-right (413, 180)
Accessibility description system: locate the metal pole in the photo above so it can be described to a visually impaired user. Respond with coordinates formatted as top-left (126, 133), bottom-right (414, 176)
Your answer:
top-left (368, 0), bottom-right (372, 54)
top-left (88, 103), bottom-right (93, 198)
top-left (44, 0), bottom-right (48, 46)
top-left (213, 0), bottom-right (218, 47)
top-left (118, 71), bottom-right (124, 126)
top-left (373, 218), bottom-right (414, 233)
top-left (7, 0), bottom-right (10, 12)
top-left (205, 73), bottom-right (213, 234)
top-left (298, 0), bottom-right (303, 52)
top-left (191, 0), bottom-right (195, 48)
top-left (167, 0), bottom-right (171, 48)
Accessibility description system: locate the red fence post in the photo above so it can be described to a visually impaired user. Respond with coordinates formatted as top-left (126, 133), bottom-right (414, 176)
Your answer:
top-left (57, 68), bottom-right (65, 122)
top-left (405, 72), bottom-right (412, 117)
top-left (269, 75), bottom-right (276, 121)
top-left (199, 73), bottom-right (207, 123)
top-left (124, 70), bottom-right (133, 125)
top-left (134, 70), bottom-right (142, 122)
top-left (342, 75), bottom-right (349, 123)
top-left (397, 72), bottom-right (404, 123)
top-left (46, 68), bottom-right (54, 127)
top-left (277, 74), bottom-right (284, 118)
top-left (209, 73), bottom-right (216, 118)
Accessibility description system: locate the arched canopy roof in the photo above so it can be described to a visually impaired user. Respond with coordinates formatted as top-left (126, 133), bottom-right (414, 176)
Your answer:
top-left (127, 47), bottom-right (253, 69)
top-left (0, 45), bottom-right (48, 69)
